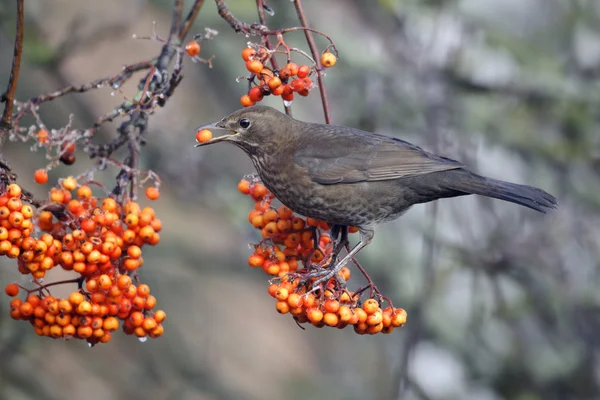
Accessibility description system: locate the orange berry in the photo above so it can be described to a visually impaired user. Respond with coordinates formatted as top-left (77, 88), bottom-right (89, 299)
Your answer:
top-left (37, 129), bottom-right (49, 143)
top-left (338, 306), bottom-right (353, 322)
top-left (238, 180), bottom-right (251, 194)
top-left (34, 169), bottom-right (48, 184)
top-left (250, 183), bottom-right (268, 200)
top-left (129, 311), bottom-right (144, 327)
top-left (272, 84), bottom-right (284, 96)
top-left (323, 312), bottom-right (338, 327)
top-left (391, 309), bottom-right (407, 327)
top-left (68, 291), bottom-right (85, 306)
top-left (246, 60), bottom-right (264, 74)
top-left (240, 94), bottom-right (255, 107)
top-left (144, 295), bottom-right (157, 310)
top-left (58, 299), bottom-right (73, 314)
top-left (137, 284), bottom-right (150, 297)
top-left (195, 128), bottom-right (213, 144)
top-left (154, 310), bottom-right (166, 323)
top-left (322, 298), bottom-right (340, 313)
top-left (248, 254), bottom-right (264, 268)
top-left (77, 185), bottom-right (92, 199)
top-left (77, 301), bottom-right (92, 315)
top-left (241, 47), bottom-right (256, 61)
top-left (275, 287), bottom-right (289, 301)
top-left (366, 311), bottom-right (383, 326)
top-left (6, 184), bottom-right (21, 198)
top-left (185, 40), bottom-right (201, 57)
top-left (338, 267), bottom-right (351, 281)
top-left (286, 293), bottom-right (303, 308)
top-left (275, 301), bottom-right (290, 314)
top-left (62, 176), bottom-right (77, 191)
top-left (367, 323), bottom-right (383, 334)
top-left (142, 317), bottom-right (157, 331)
top-left (306, 307), bottom-right (323, 323)
top-left (354, 308), bottom-right (368, 323)
top-left (267, 283), bottom-right (279, 298)
top-left (268, 76), bottom-right (282, 90)
top-left (286, 63), bottom-right (299, 76)
top-left (363, 298), bottom-right (379, 315)
top-left (77, 325), bottom-right (93, 338)
top-left (5, 283), bottom-right (19, 297)
top-left (321, 52), bottom-right (337, 67)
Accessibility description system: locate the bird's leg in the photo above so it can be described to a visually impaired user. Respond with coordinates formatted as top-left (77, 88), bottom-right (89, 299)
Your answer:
top-left (302, 229), bottom-right (374, 288)
top-left (332, 225), bottom-right (349, 256)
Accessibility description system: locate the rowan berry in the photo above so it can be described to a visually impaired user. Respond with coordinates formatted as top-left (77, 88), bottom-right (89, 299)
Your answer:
top-left (185, 41), bottom-right (201, 57)
top-left (248, 86), bottom-right (264, 103)
top-left (5, 283), bottom-right (19, 296)
top-left (195, 128), bottom-right (213, 144)
top-left (241, 47), bottom-right (256, 62)
top-left (34, 169), bottom-right (48, 184)
top-left (62, 177), bottom-right (77, 191)
top-left (240, 94), bottom-right (255, 107)
top-left (246, 60), bottom-right (264, 74)
top-left (321, 52), bottom-right (337, 67)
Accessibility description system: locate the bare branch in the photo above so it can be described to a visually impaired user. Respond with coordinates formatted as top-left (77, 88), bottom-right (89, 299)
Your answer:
top-left (0, 0), bottom-right (25, 132)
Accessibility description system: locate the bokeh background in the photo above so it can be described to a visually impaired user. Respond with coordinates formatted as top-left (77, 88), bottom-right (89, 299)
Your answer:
top-left (1, 0), bottom-right (599, 399)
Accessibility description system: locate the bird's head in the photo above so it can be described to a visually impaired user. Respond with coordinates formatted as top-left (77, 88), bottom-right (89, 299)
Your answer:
top-left (194, 105), bottom-right (294, 155)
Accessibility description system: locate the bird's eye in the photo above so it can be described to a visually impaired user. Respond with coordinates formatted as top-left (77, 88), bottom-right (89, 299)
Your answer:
top-left (239, 118), bottom-right (251, 129)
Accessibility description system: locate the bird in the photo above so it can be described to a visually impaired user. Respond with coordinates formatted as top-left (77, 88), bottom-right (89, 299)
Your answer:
top-left (195, 105), bottom-right (557, 284)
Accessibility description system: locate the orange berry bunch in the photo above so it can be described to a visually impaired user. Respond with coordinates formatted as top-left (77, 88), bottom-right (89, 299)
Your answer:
top-left (239, 45), bottom-right (337, 107)
top-left (238, 177), bottom-right (407, 334)
top-left (1, 180), bottom-right (166, 345)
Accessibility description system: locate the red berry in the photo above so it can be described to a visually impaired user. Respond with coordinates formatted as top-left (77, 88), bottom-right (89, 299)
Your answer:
top-left (297, 65), bottom-right (310, 78)
top-left (34, 169), bottom-right (48, 184)
top-left (248, 87), bottom-right (264, 103)
top-left (5, 283), bottom-right (19, 297)
top-left (185, 41), bottom-right (201, 57)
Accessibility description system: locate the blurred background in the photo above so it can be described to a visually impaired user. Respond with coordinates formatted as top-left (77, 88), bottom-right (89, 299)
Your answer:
top-left (1, 0), bottom-right (599, 399)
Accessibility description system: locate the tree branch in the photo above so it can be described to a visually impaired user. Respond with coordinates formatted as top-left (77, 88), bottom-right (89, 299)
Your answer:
top-left (0, 0), bottom-right (25, 132)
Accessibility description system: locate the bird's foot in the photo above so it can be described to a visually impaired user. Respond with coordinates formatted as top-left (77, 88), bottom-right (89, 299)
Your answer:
top-left (298, 262), bottom-right (347, 292)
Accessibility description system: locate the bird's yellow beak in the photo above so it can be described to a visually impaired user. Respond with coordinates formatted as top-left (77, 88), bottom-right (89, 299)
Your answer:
top-left (193, 122), bottom-right (239, 147)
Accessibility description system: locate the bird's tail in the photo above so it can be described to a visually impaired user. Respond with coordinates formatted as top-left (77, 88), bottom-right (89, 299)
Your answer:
top-left (445, 170), bottom-right (557, 213)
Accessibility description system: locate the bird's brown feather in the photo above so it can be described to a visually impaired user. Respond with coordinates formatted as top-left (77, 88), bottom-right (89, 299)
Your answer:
top-left (293, 123), bottom-right (463, 184)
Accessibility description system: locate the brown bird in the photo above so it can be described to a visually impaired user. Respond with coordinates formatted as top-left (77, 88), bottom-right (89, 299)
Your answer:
top-left (195, 105), bottom-right (557, 283)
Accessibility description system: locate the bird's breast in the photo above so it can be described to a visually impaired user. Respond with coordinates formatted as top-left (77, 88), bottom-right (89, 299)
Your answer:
top-left (252, 155), bottom-right (410, 228)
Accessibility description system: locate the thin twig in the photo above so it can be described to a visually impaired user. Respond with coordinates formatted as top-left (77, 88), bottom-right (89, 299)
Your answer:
top-left (256, 0), bottom-right (292, 116)
top-left (0, 0), bottom-right (25, 132)
top-left (292, 0), bottom-right (331, 123)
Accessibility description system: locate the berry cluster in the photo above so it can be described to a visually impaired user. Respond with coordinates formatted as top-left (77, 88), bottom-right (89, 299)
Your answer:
top-left (2, 181), bottom-right (166, 345)
top-left (238, 46), bottom-right (337, 107)
top-left (238, 177), bottom-right (407, 334)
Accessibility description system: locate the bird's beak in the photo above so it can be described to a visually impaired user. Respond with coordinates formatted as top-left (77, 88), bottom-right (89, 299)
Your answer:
top-left (194, 122), bottom-right (239, 147)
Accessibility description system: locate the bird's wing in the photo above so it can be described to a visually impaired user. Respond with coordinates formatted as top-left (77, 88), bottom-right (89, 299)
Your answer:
top-left (293, 125), bottom-right (463, 184)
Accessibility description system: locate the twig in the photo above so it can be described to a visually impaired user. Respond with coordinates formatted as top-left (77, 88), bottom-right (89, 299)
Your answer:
top-left (0, 0), bottom-right (25, 132)
top-left (180, 0), bottom-right (206, 41)
top-left (292, 0), bottom-right (331, 124)
top-left (256, 0), bottom-right (292, 116)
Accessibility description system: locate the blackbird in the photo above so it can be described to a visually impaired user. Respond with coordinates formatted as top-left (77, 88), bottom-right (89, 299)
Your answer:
top-left (195, 105), bottom-right (557, 283)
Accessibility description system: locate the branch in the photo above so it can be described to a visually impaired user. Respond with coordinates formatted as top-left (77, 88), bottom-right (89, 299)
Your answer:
top-left (180, 0), bottom-right (205, 41)
top-left (256, 0), bottom-right (292, 116)
top-left (0, 0), bottom-right (25, 131)
top-left (293, 0), bottom-right (331, 124)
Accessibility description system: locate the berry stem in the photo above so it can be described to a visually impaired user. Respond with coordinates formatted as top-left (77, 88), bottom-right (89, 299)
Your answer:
top-left (292, 0), bottom-right (331, 124)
